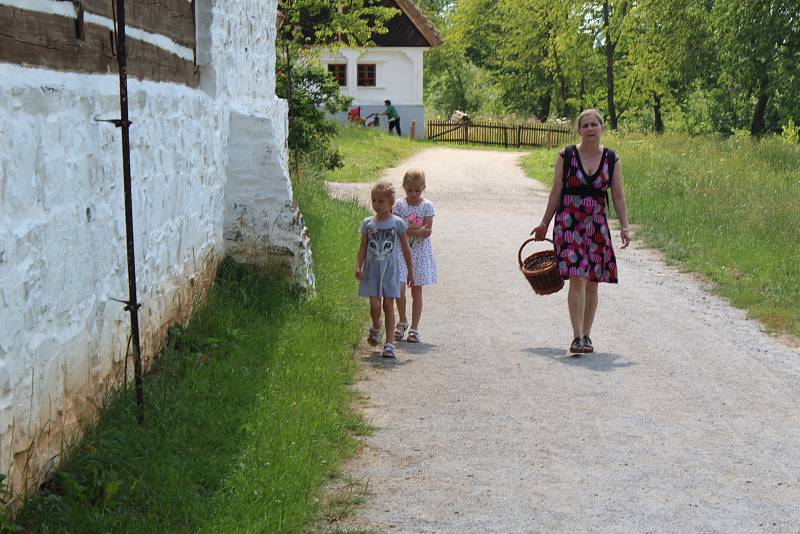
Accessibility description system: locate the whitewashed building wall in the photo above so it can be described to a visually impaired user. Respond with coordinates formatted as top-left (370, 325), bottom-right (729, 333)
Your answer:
top-left (0, 0), bottom-right (311, 497)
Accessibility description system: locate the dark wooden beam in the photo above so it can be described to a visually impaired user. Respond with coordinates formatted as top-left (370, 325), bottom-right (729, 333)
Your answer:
top-left (82, 0), bottom-right (195, 49)
top-left (0, 5), bottom-right (198, 87)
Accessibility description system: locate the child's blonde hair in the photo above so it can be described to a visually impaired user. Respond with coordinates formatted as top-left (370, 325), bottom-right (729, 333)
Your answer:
top-left (371, 180), bottom-right (396, 203)
top-left (402, 168), bottom-right (426, 188)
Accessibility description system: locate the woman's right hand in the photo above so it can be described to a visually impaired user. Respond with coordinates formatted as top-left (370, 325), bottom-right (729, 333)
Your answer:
top-left (530, 223), bottom-right (547, 241)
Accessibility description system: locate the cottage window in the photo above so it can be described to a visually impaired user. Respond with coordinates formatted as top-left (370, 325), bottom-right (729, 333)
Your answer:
top-left (328, 64), bottom-right (346, 86)
top-left (357, 64), bottom-right (376, 87)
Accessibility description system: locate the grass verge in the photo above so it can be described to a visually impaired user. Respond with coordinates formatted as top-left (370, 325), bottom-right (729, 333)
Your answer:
top-left (520, 133), bottom-right (800, 336)
top-left (13, 124), bottom-right (423, 532)
top-left (13, 182), bottom-right (368, 533)
top-left (328, 125), bottom-right (420, 183)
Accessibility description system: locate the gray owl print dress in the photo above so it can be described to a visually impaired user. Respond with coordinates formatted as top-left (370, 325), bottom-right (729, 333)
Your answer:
top-left (358, 215), bottom-right (409, 298)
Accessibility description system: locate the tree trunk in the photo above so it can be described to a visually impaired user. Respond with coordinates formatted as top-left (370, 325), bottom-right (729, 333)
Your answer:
top-left (603, 0), bottom-right (617, 129)
top-left (750, 75), bottom-right (769, 137)
top-left (552, 44), bottom-right (571, 118)
top-left (538, 92), bottom-right (552, 122)
top-left (444, 64), bottom-right (468, 113)
top-left (455, 70), bottom-right (468, 112)
top-left (653, 93), bottom-right (664, 133)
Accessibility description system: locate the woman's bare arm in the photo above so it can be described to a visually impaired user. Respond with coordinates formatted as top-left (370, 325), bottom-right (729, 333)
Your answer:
top-left (610, 160), bottom-right (630, 248)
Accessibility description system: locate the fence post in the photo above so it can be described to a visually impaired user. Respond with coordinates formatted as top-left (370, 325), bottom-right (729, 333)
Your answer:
top-left (546, 129), bottom-right (552, 149)
top-left (503, 127), bottom-right (508, 148)
top-left (410, 120), bottom-right (416, 140)
top-left (463, 123), bottom-right (469, 144)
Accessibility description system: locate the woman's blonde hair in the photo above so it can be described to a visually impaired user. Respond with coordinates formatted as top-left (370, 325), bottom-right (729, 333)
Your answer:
top-left (371, 180), bottom-right (396, 202)
top-left (576, 109), bottom-right (605, 130)
top-left (402, 168), bottom-right (426, 188)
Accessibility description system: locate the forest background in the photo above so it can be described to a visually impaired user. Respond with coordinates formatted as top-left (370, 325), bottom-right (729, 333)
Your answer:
top-left (417, 0), bottom-right (799, 138)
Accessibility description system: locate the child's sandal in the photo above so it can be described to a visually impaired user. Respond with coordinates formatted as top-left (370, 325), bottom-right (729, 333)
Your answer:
top-left (393, 321), bottom-right (408, 342)
top-left (367, 327), bottom-right (381, 347)
top-left (381, 343), bottom-right (396, 358)
top-left (406, 329), bottom-right (420, 343)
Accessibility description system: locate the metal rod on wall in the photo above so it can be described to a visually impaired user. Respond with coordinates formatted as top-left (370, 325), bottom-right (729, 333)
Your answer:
top-left (113, 0), bottom-right (145, 423)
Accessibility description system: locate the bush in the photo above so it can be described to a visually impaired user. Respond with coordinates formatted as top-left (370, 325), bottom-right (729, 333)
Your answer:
top-left (780, 118), bottom-right (799, 144)
top-left (277, 62), bottom-right (351, 170)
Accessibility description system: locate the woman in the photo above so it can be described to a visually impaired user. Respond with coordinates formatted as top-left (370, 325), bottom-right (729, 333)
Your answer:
top-left (531, 109), bottom-right (630, 354)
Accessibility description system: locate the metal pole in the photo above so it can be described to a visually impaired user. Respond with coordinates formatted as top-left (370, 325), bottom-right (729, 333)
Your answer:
top-left (114, 0), bottom-right (145, 423)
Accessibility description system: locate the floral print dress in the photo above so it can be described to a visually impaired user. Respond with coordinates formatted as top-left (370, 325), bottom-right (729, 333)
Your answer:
top-left (553, 146), bottom-right (619, 283)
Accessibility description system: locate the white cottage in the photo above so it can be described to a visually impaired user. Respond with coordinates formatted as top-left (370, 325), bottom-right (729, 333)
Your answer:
top-left (0, 0), bottom-right (310, 498)
top-left (320, 0), bottom-right (442, 138)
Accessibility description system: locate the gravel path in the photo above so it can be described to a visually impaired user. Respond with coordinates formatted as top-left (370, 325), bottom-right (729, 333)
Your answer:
top-left (325, 147), bottom-right (800, 533)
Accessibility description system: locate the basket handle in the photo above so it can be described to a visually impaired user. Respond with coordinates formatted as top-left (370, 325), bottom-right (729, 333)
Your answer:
top-left (518, 237), bottom-right (555, 267)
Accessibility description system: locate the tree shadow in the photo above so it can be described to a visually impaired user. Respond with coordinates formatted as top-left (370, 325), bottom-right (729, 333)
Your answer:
top-left (524, 347), bottom-right (635, 372)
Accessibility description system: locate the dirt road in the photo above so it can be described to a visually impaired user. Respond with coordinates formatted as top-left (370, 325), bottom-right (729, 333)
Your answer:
top-left (326, 147), bottom-right (800, 533)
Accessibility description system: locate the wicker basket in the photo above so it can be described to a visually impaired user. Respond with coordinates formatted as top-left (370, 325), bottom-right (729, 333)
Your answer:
top-left (518, 238), bottom-right (564, 295)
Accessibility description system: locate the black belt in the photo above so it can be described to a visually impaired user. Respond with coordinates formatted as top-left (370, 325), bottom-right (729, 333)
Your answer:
top-left (562, 186), bottom-right (607, 199)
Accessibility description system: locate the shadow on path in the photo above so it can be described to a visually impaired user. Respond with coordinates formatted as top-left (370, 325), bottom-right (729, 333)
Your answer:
top-left (524, 347), bottom-right (635, 372)
top-left (397, 342), bottom-right (438, 356)
top-left (359, 352), bottom-right (415, 369)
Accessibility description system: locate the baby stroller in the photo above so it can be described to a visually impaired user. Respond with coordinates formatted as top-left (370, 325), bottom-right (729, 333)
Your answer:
top-left (347, 106), bottom-right (380, 127)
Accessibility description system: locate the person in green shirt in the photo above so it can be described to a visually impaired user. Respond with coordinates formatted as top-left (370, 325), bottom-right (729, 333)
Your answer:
top-left (381, 100), bottom-right (402, 136)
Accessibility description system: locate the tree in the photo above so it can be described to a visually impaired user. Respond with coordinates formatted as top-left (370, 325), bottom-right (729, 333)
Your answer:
top-left (712, 0), bottom-right (800, 135)
top-left (276, 0), bottom-right (398, 165)
top-left (422, 0), bottom-right (799, 134)
top-left (620, 0), bottom-right (712, 132)
top-left (576, 0), bottom-right (633, 130)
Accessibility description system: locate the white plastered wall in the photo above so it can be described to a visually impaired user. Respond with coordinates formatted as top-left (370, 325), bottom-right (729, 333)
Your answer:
top-left (0, 0), bottom-right (310, 497)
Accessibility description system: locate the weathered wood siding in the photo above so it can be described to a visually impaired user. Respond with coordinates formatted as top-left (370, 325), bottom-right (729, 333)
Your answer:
top-left (81, 0), bottom-right (195, 48)
top-left (0, 3), bottom-right (197, 86)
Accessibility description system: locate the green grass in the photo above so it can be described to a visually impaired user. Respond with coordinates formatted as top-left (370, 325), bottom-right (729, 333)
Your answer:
top-left (519, 146), bottom-right (558, 182)
top-left (328, 124), bottom-right (421, 182)
top-left (13, 173), bottom-right (371, 532)
top-left (520, 133), bottom-right (800, 336)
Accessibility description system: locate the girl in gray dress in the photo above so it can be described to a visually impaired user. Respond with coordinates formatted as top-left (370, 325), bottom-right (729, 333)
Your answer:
top-left (355, 180), bottom-right (414, 358)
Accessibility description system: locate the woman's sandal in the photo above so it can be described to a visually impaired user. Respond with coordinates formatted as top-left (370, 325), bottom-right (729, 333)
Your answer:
top-left (393, 321), bottom-right (408, 342)
top-left (406, 329), bottom-right (420, 343)
top-left (582, 335), bottom-right (594, 353)
top-left (569, 337), bottom-right (584, 353)
top-left (381, 343), bottom-right (396, 358)
top-left (367, 327), bottom-right (381, 347)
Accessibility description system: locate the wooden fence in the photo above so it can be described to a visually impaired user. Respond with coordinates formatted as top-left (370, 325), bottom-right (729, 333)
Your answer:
top-left (426, 120), bottom-right (574, 148)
